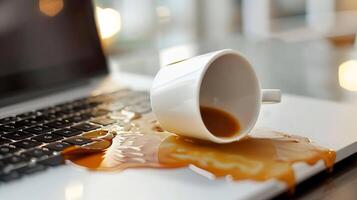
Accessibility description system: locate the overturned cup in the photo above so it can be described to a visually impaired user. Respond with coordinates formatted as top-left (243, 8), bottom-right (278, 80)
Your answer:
top-left (150, 49), bottom-right (281, 143)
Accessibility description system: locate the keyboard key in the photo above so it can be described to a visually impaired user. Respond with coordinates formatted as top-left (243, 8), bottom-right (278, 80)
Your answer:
top-left (0, 138), bottom-right (11, 145)
top-left (18, 164), bottom-right (47, 175)
top-left (71, 105), bottom-right (87, 112)
top-left (38, 154), bottom-right (64, 166)
top-left (0, 159), bottom-right (4, 168)
top-left (36, 107), bottom-right (55, 115)
top-left (3, 154), bottom-right (29, 165)
top-left (0, 90), bottom-right (139, 181)
top-left (0, 123), bottom-right (22, 132)
top-left (63, 136), bottom-right (91, 145)
top-left (23, 126), bottom-right (53, 135)
top-left (66, 114), bottom-right (91, 123)
top-left (0, 170), bottom-right (21, 182)
top-left (49, 106), bottom-right (61, 112)
top-left (42, 113), bottom-right (58, 121)
top-left (0, 116), bottom-right (17, 125)
top-left (16, 111), bottom-right (37, 120)
top-left (36, 107), bottom-right (49, 114)
top-left (90, 117), bottom-right (116, 126)
top-left (45, 119), bottom-right (72, 128)
top-left (12, 140), bottom-right (41, 149)
top-left (33, 115), bottom-right (47, 123)
top-left (86, 94), bottom-right (108, 103)
top-left (72, 123), bottom-right (100, 132)
top-left (88, 109), bottom-right (109, 117)
top-left (52, 111), bottom-right (70, 118)
top-left (82, 102), bottom-right (101, 109)
top-left (3, 131), bottom-right (33, 140)
top-left (0, 145), bottom-right (17, 156)
top-left (44, 142), bottom-right (71, 151)
top-left (57, 107), bottom-right (72, 114)
top-left (23, 148), bottom-right (52, 158)
top-left (53, 128), bottom-right (82, 137)
top-left (14, 118), bottom-right (39, 127)
top-left (32, 134), bottom-right (62, 143)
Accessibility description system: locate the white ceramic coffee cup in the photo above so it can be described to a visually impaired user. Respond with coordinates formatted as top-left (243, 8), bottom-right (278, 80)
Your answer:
top-left (150, 49), bottom-right (281, 143)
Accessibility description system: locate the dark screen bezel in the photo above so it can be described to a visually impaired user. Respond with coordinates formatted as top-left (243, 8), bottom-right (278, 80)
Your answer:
top-left (0, 1), bottom-right (108, 106)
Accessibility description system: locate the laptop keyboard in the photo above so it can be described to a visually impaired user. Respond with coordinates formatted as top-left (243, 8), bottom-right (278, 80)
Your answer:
top-left (0, 89), bottom-right (151, 183)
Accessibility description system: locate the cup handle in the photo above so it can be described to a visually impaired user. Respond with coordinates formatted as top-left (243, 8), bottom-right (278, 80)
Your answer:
top-left (262, 89), bottom-right (281, 104)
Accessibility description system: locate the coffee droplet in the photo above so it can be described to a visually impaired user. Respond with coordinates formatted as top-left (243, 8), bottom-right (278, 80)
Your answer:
top-left (200, 106), bottom-right (240, 138)
top-left (62, 114), bottom-right (336, 189)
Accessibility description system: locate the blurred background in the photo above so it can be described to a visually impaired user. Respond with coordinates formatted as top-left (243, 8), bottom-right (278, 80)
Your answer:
top-left (92, 0), bottom-right (357, 104)
top-left (32, 0), bottom-right (357, 103)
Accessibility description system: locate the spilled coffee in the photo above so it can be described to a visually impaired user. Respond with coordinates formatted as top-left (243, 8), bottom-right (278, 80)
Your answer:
top-left (61, 113), bottom-right (336, 189)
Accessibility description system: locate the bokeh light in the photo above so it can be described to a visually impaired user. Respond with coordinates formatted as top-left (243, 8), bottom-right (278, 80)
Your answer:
top-left (95, 6), bottom-right (121, 40)
top-left (39, 0), bottom-right (64, 17)
top-left (339, 60), bottom-right (357, 91)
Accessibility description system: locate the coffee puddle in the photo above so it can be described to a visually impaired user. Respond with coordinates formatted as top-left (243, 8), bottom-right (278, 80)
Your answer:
top-left (61, 114), bottom-right (335, 188)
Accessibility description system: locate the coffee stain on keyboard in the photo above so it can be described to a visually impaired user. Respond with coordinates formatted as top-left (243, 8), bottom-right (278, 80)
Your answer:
top-left (62, 114), bottom-right (336, 189)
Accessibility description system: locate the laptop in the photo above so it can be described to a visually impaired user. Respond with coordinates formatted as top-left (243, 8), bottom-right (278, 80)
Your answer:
top-left (1, 1), bottom-right (357, 200)
top-left (0, 0), bottom-right (149, 181)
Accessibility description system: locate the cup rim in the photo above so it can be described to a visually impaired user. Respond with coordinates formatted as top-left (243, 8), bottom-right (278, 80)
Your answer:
top-left (195, 49), bottom-right (262, 143)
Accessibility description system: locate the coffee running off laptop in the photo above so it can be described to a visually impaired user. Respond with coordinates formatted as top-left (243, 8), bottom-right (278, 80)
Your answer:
top-left (0, 0), bottom-right (150, 182)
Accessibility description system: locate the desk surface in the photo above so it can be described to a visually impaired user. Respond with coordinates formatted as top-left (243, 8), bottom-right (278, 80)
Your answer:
top-left (0, 72), bottom-right (356, 200)
top-left (114, 72), bottom-right (357, 200)
top-left (112, 36), bottom-right (357, 200)
top-left (275, 153), bottom-right (357, 200)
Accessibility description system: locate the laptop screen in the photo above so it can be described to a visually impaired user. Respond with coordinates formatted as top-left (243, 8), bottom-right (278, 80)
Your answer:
top-left (0, 0), bottom-right (107, 105)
